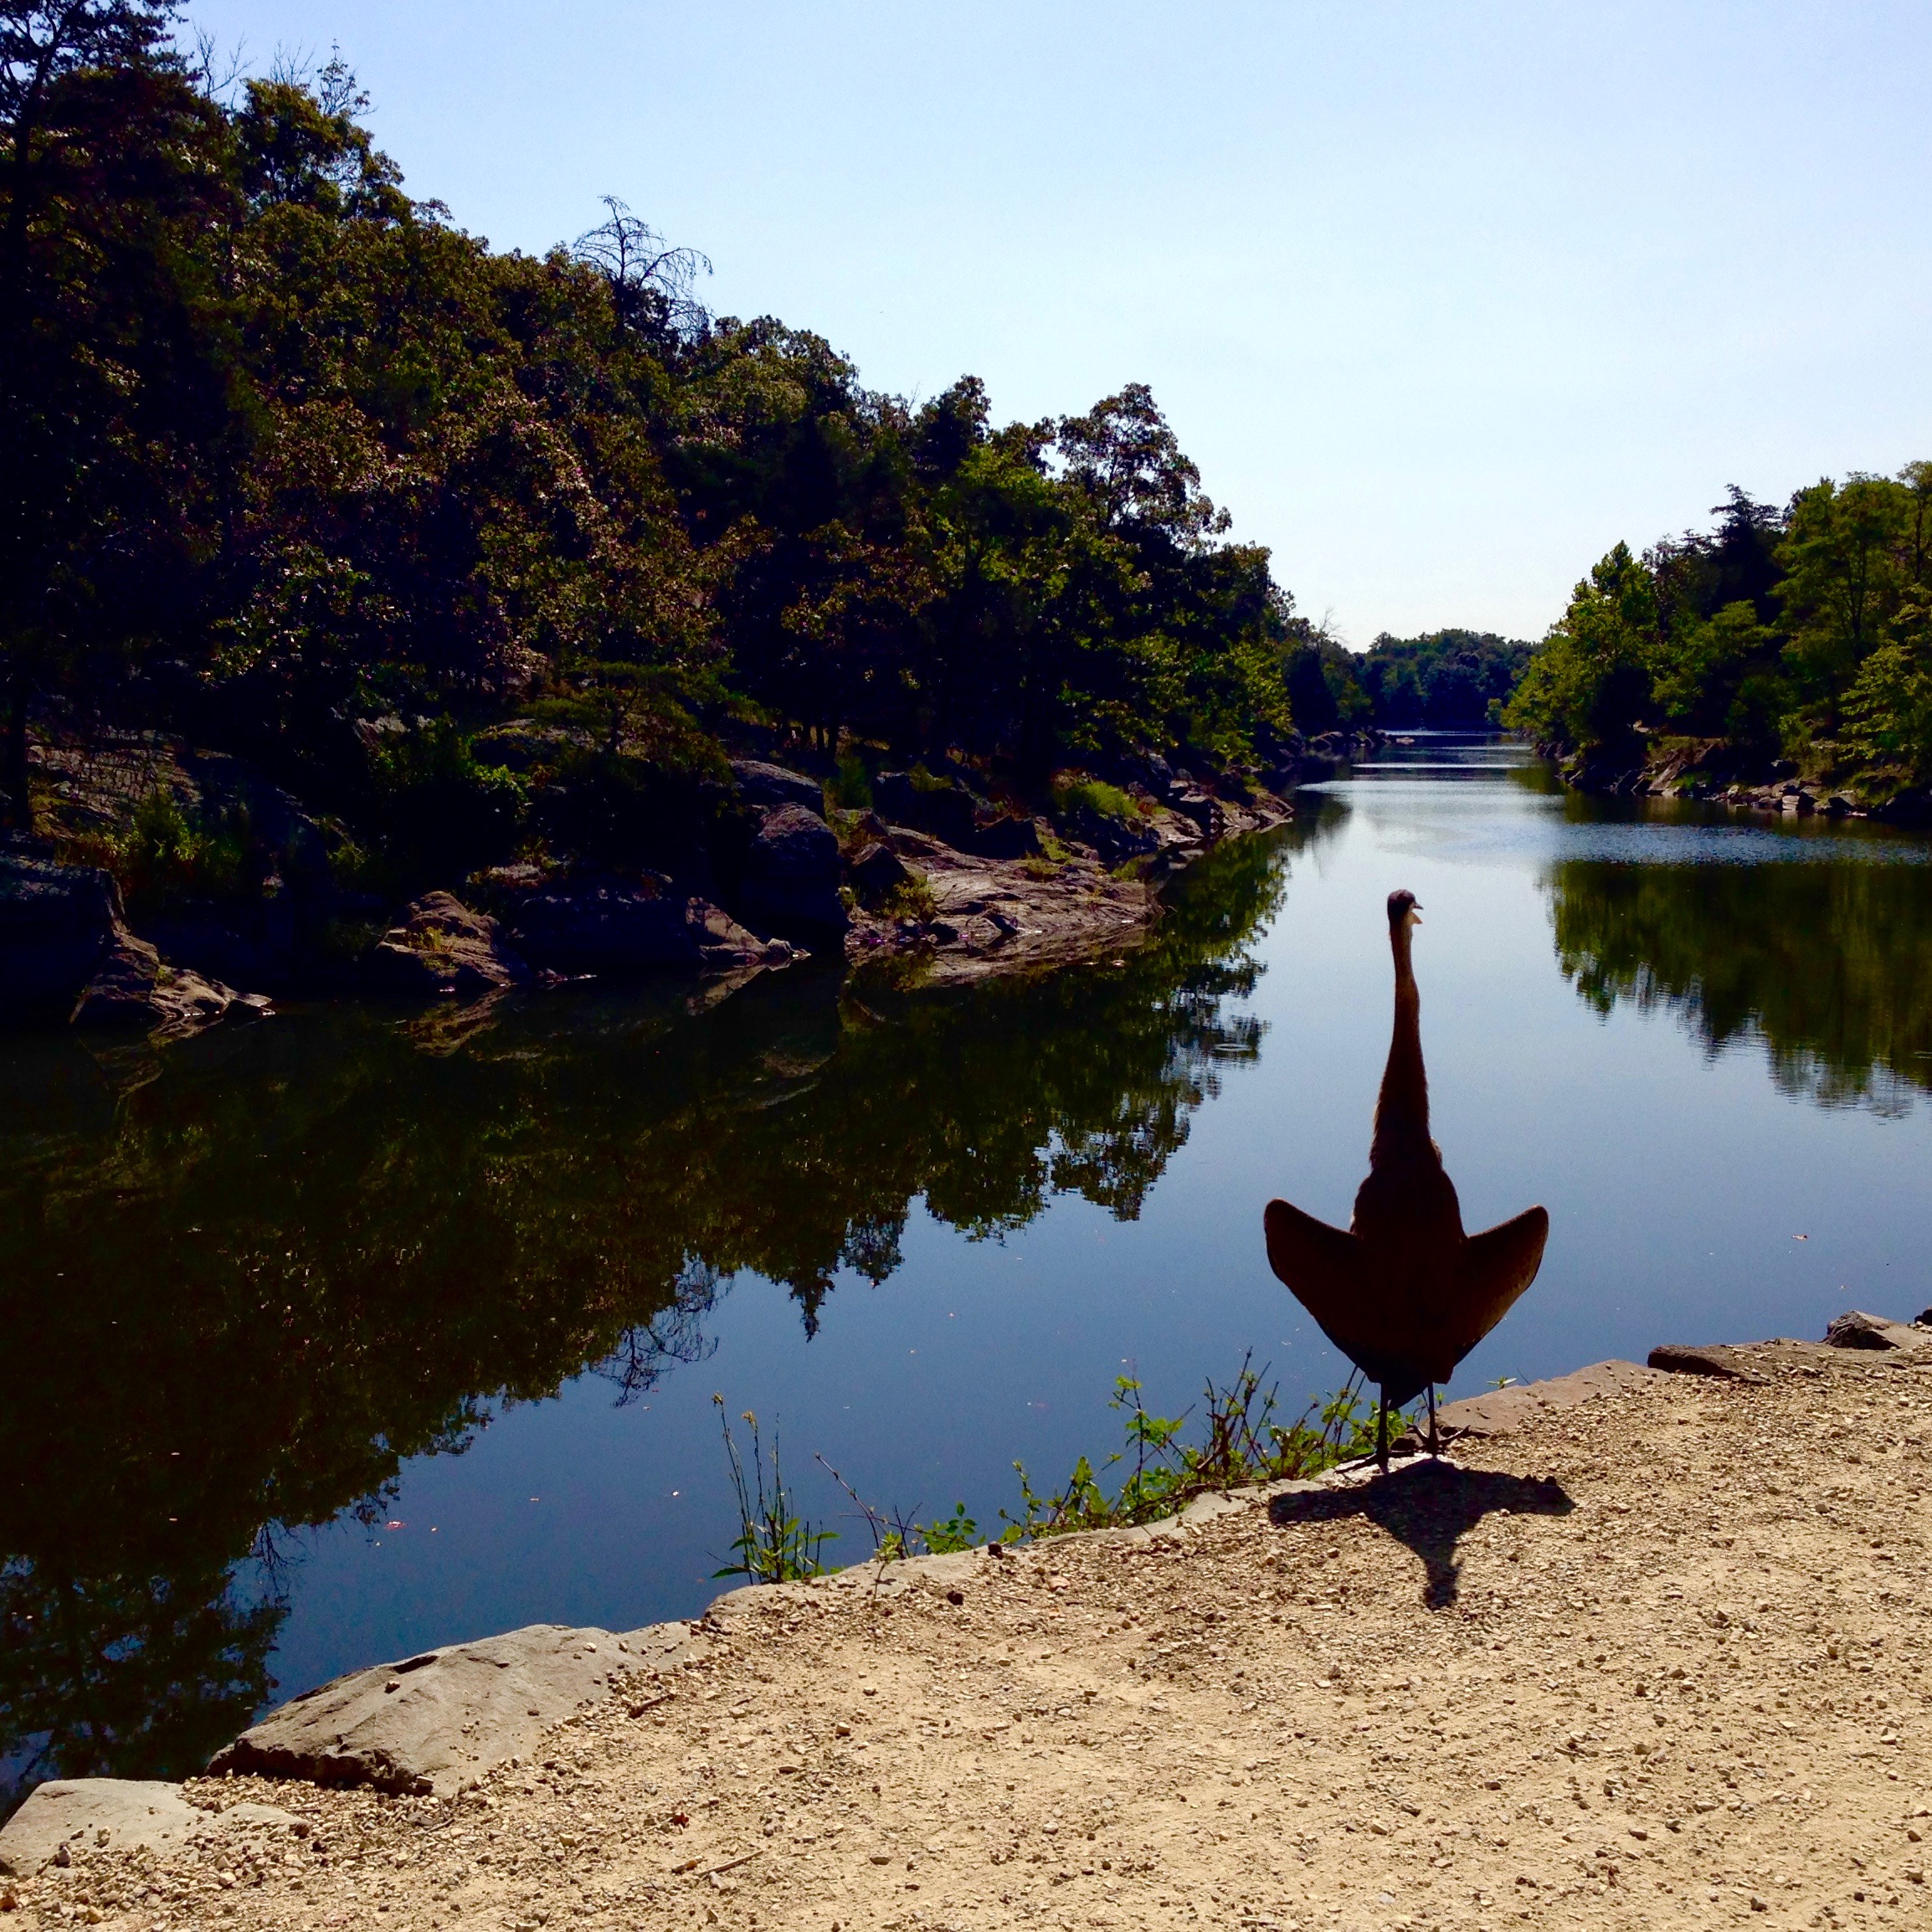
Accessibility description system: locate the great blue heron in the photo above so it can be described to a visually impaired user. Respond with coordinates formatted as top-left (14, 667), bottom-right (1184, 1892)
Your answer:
top-left (1264, 890), bottom-right (1549, 1467)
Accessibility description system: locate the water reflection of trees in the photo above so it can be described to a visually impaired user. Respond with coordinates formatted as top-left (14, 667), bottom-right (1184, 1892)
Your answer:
top-left (1547, 858), bottom-right (1932, 1112)
top-left (0, 822), bottom-right (1307, 1806)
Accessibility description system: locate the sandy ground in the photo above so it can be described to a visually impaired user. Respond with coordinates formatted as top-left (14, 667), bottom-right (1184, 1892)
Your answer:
top-left (11, 1344), bottom-right (1932, 1932)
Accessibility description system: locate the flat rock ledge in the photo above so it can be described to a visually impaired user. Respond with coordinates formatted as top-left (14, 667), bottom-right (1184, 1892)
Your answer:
top-left (0, 1784), bottom-right (298, 1878)
top-left (206, 1620), bottom-right (712, 1799)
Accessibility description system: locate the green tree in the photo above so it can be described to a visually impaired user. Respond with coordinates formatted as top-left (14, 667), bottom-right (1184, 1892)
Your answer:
top-left (0, 1), bottom-right (239, 828)
top-left (1504, 542), bottom-right (1658, 756)
top-left (1776, 473), bottom-right (1921, 732)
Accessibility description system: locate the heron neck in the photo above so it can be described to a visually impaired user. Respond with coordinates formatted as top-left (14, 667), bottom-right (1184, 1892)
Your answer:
top-left (1371, 921), bottom-right (1431, 1164)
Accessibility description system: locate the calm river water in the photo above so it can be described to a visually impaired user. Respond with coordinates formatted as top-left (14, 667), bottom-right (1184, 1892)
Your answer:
top-left (7, 733), bottom-right (1932, 1798)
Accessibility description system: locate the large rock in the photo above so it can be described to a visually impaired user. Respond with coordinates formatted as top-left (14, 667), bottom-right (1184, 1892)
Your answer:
top-left (1, 851), bottom-right (256, 1037)
top-left (208, 1620), bottom-right (706, 1797)
top-left (963, 812), bottom-right (1046, 861)
top-left (497, 869), bottom-right (794, 976)
top-left (69, 934), bottom-right (252, 1040)
top-left (364, 892), bottom-right (531, 997)
top-left (873, 771), bottom-right (982, 848)
top-left (737, 804), bottom-right (849, 938)
top-left (1823, 1308), bottom-right (1932, 1354)
top-left (0, 1784), bottom-right (300, 1876)
top-left (846, 839), bottom-right (912, 905)
top-left (0, 853), bottom-right (124, 1019)
top-left (731, 758), bottom-right (825, 814)
top-left (1647, 1342), bottom-right (1771, 1383)
top-left (0, 1780), bottom-right (204, 1875)
top-left (1168, 788), bottom-right (1225, 840)
top-left (1064, 801), bottom-right (1159, 867)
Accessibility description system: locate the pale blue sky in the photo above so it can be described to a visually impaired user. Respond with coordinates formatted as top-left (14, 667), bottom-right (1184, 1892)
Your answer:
top-left (181, 2), bottom-right (1932, 643)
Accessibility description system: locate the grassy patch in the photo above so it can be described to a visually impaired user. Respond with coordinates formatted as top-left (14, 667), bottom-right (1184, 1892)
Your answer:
top-left (717, 1359), bottom-right (1416, 1585)
top-left (1055, 777), bottom-right (1143, 824)
top-left (876, 876), bottom-right (939, 923)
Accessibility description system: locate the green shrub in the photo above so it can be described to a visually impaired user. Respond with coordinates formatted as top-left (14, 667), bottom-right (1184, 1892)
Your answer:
top-left (75, 790), bottom-right (249, 912)
top-left (369, 721), bottom-right (528, 876)
top-left (828, 752), bottom-right (873, 809)
top-left (876, 876), bottom-right (939, 924)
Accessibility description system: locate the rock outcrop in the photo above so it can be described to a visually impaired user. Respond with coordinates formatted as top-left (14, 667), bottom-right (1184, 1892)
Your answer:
top-left (1649, 1308), bottom-right (1932, 1382)
top-left (1, 850), bottom-right (261, 1037)
top-left (845, 827), bottom-right (1152, 984)
top-left (364, 892), bottom-right (532, 997)
top-left (483, 867), bottom-right (797, 977)
top-left (2, 851), bottom-right (129, 1020)
top-left (1823, 1308), bottom-right (1932, 1354)
top-left (1647, 1342), bottom-right (1773, 1383)
top-left (208, 1621), bottom-right (707, 1797)
top-left (730, 758), bottom-right (825, 815)
top-left (737, 804), bottom-right (849, 938)
top-left (872, 770), bottom-right (982, 848)
top-left (1395, 1359), bottom-right (1663, 1448)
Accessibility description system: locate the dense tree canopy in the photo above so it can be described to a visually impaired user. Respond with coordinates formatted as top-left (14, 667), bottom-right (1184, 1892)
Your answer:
top-left (1506, 471), bottom-right (1932, 798)
top-left (1278, 628), bottom-right (1534, 733)
top-left (0, 4), bottom-right (1304, 861)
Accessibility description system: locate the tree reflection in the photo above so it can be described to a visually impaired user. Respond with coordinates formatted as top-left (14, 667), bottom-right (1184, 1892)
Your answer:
top-left (1547, 857), bottom-right (1932, 1112)
top-left (0, 820), bottom-right (1314, 1806)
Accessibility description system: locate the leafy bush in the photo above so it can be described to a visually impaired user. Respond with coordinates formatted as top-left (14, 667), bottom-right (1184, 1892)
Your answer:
top-left (828, 752), bottom-right (873, 809)
top-left (367, 722), bottom-right (528, 878)
top-left (924, 1503), bottom-right (979, 1554)
top-left (73, 791), bottom-right (249, 913)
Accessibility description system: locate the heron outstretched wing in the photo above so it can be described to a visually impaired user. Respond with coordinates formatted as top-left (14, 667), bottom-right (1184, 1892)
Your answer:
top-left (1446, 1205), bottom-right (1549, 1364)
top-left (1263, 1197), bottom-right (1369, 1352)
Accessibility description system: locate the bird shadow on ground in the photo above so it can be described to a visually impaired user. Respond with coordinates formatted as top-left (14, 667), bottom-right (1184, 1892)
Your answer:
top-left (1268, 1460), bottom-right (1572, 1610)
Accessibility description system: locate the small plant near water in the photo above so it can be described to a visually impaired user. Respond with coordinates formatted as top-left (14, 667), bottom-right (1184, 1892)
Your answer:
top-left (996, 1357), bottom-right (1408, 1544)
top-left (715, 1361), bottom-right (1420, 1584)
top-left (1054, 776), bottom-right (1145, 824)
top-left (814, 1452), bottom-right (978, 1563)
top-left (711, 1395), bottom-right (836, 1584)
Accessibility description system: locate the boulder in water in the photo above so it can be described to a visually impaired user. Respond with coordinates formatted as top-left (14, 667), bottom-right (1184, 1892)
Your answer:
top-left (365, 892), bottom-right (532, 996)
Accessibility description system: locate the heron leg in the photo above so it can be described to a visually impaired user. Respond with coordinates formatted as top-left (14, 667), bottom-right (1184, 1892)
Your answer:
top-left (1427, 1384), bottom-right (1439, 1458)
top-left (1375, 1390), bottom-right (1389, 1472)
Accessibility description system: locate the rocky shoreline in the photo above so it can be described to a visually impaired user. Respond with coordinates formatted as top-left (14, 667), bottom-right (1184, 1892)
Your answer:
top-left (1, 733), bottom-right (1324, 1041)
top-left (5, 1302), bottom-right (1930, 1929)
top-left (1542, 738), bottom-right (1931, 824)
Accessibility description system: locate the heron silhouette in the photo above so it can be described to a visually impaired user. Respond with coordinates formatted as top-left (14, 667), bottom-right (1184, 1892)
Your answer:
top-left (1264, 890), bottom-right (1549, 1468)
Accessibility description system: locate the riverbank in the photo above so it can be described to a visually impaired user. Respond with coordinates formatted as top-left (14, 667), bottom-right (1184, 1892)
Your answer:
top-left (1539, 737), bottom-right (1932, 824)
top-left (2, 731), bottom-right (1307, 1034)
top-left (8, 1316), bottom-right (1930, 1930)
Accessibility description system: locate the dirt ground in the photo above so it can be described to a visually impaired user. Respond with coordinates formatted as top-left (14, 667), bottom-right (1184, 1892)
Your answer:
top-left (11, 1344), bottom-right (1932, 1932)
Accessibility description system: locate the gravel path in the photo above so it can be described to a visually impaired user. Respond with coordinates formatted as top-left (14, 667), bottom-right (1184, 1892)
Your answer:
top-left (10, 1344), bottom-right (1931, 1931)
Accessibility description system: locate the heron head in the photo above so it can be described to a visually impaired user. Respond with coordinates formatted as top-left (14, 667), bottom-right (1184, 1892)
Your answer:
top-left (1387, 888), bottom-right (1422, 931)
